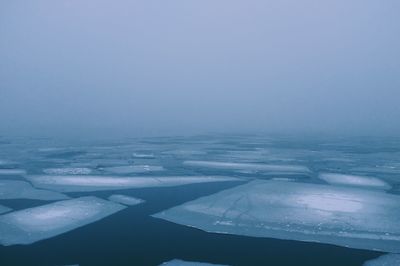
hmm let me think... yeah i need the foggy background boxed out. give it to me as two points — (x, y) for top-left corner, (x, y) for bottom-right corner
(1, 0), (399, 138)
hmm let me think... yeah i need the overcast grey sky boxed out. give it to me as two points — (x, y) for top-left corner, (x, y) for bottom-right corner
(1, 0), (399, 137)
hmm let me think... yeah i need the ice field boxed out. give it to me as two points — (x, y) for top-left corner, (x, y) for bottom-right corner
(0, 135), (399, 265)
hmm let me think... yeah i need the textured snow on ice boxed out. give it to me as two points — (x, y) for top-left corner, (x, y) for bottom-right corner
(108, 194), (144, 206)
(0, 169), (26, 176)
(43, 168), (92, 175)
(26, 175), (241, 192)
(0, 196), (126, 246)
(363, 254), (400, 266)
(160, 259), (228, 266)
(318, 173), (391, 190)
(102, 165), (164, 174)
(0, 180), (69, 200)
(154, 180), (400, 253)
(183, 161), (310, 174)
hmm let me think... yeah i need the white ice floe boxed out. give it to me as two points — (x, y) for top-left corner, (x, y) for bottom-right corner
(0, 180), (69, 200)
(0, 196), (126, 246)
(43, 168), (92, 175)
(318, 173), (391, 190)
(132, 153), (155, 159)
(0, 205), (12, 214)
(108, 194), (144, 206)
(183, 161), (310, 174)
(102, 165), (164, 174)
(0, 169), (26, 176)
(153, 180), (400, 253)
(160, 259), (228, 266)
(26, 175), (241, 192)
(363, 254), (400, 266)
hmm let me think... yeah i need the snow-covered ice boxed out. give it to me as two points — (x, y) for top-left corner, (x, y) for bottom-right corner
(102, 165), (164, 174)
(108, 194), (144, 206)
(0, 180), (69, 200)
(318, 173), (391, 190)
(154, 180), (400, 253)
(0, 196), (126, 246)
(183, 161), (310, 174)
(43, 168), (92, 175)
(160, 259), (228, 266)
(363, 254), (400, 266)
(26, 175), (241, 192)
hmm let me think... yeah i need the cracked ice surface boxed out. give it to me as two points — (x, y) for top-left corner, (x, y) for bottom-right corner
(183, 161), (310, 175)
(160, 259), (228, 266)
(108, 194), (144, 206)
(0, 180), (69, 200)
(318, 173), (391, 190)
(363, 254), (400, 266)
(154, 180), (400, 253)
(0, 196), (126, 246)
(26, 175), (241, 192)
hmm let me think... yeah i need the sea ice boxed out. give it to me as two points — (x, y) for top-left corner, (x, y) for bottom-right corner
(183, 161), (310, 175)
(154, 180), (400, 253)
(26, 175), (241, 192)
(160, 259), (228, 266)
(363, 254), (400, 266)
(0, 169), (26, 176)
(132, 153), (155, 159)
(0, 180), (69, 200)
(43, 168), (92, 175)
(102, 165), (164, 174)
(108, 194), (144, 206)
(318, 173), (391, 190)
(0, 205), (12, 214)
(0, 196), (126, 246)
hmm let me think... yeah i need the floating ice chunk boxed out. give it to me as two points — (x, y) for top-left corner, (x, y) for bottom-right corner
(43, 168), (92, 175)
(363, 254), (400, 266)
(319, 173), (391, 190)
(102, 165), (164, 174)
(0, 169), (26, 176)
(0, 180), (69, 200)
(154, 180), (400, 253)
(108, 194), (144, 206)
(26, 175), (241, 192)
(183, 161), (310, 174)
(132, 153), (155, 159)
(0, 205), (12, 214)
(0, 196), (125, 246)
(160, 259), (228, 266)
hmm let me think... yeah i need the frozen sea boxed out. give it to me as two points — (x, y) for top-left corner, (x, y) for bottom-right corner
(0, 134), (399, 266)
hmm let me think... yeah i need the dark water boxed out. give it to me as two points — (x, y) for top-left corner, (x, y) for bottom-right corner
(1, 134), (399, 266)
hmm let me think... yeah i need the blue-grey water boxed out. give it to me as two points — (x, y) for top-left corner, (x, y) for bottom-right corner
(1, 134), (399, 266)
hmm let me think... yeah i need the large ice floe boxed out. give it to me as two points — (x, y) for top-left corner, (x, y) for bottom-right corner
(26, 175), (241, 192)
(0, 169), (26, 176)
(160, 259), (228, 266)
(0, 205), (12, 214)
(153, 180), (400, 253)
(101, 165), (164, 174)
(43, 168), (92, 175)
(0, 180), (68, 200)
(0, 196), (126, 246)
(183, 161), (310, 175)
(108, 194), (144, 206)
(318, 173), (392, 190)
(363, 254), (400, 266)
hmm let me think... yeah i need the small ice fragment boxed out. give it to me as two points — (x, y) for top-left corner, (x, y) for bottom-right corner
(43, 168), (92, 175)
(102, 165), (164, 174)
(0, 169), (26, 176)
(183, 161), (310, 174)
(26, 175), (241, 192)
(108, 194), (144, 206)
(318, 173), (391, 190)
(363, 254), (400, 266)
(0, 196), (126, 246)
(160, 259), (228, 266)
(0, 205), (12, 214)
(153, 180), (400, 253)
(132, 153), (155, 159)
(0, 180), (69, 200)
